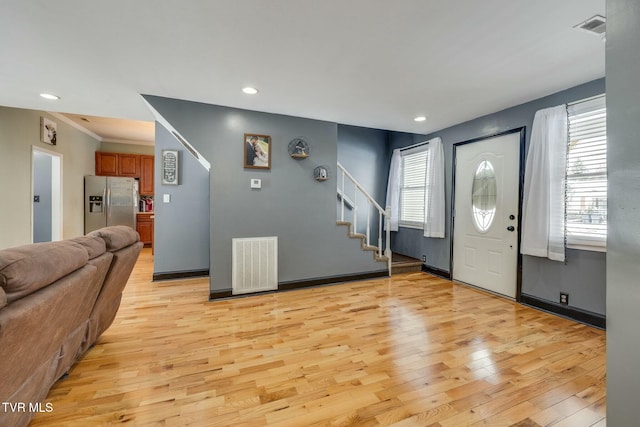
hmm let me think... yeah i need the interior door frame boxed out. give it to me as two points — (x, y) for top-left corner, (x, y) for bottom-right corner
(31, 145), (63, 243)
(450, 127), (526, 301)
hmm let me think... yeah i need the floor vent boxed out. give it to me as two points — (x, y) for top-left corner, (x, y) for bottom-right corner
(232, 237), (278, 295)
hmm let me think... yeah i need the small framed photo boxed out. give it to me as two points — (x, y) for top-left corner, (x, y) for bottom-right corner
(244, 134), (271, 169)
(40, 117), (57, 145)
(161, 149), (179, 185)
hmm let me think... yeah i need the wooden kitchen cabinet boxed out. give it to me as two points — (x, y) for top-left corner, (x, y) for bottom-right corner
(117, 153), (140, 177)
(137, 213), (154, 247)
(96, 151), (142, 177)
(95, 152), (119, 176)
(139, 155), (154, 195)
(95, 152), (154, 195)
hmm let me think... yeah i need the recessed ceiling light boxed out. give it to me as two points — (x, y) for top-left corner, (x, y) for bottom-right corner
(40, 93), (60, 100)
(242, 87), (258, 95)
(414, 116), (427, 122)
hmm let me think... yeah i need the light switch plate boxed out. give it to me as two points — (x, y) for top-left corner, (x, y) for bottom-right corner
(163, 194), (171, 203)
(250, 178), (262, 189)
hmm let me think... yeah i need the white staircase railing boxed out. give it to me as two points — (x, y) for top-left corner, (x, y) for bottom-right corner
(337, 162), (391, 274)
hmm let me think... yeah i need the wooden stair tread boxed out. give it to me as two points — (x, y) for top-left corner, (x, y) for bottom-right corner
(392, 253), (422, 264)
(391, 253), (423, 274)
(392, 260), (423, 267)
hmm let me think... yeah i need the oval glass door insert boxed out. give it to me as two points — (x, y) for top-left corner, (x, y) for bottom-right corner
(471, 160), (497, 232)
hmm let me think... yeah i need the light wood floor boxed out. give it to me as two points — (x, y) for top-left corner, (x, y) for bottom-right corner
(31, 249), (606, 426)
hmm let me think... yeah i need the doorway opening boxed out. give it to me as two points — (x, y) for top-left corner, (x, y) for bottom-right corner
(32, 146), (62, 243)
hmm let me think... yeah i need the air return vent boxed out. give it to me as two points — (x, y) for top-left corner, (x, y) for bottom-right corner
(574, 15), (606, 35)
(232, 237), (278, 295)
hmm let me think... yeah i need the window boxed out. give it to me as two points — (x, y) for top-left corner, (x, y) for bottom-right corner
(471, 160), (497, 232)
(400, 146), (429, 228)
(566, 95), (606, 249)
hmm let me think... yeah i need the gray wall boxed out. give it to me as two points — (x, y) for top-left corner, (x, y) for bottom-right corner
(0, 106), (100, 249)
(337, 125), (390, 245)
(606, 0), (640, 423)
(153, 123), (210, 275)
(389, 78), (606, 315)
(143, 96), (385, 292)
(33, 151), (52, 243)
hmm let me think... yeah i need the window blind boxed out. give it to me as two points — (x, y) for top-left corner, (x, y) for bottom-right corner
(566, 95), (607, 248)
(400, 147), (429, 227)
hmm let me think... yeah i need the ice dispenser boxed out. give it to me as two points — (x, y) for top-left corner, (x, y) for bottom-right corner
(89, 195), (103, 213)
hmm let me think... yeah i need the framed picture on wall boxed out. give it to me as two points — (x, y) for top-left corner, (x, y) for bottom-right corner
(161, 149), (179, 185)
(244, 133), (271, 169)
(40, 117), (57, 145)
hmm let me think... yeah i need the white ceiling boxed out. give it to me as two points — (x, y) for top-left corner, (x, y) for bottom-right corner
(0, 1), (605, 142)
(55, 112), (155, 145)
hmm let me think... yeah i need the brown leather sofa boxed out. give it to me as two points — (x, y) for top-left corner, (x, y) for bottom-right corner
(0, 226), (143, 427)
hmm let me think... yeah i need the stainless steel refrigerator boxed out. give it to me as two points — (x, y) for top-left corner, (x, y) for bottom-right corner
(84, 176), (137, 234)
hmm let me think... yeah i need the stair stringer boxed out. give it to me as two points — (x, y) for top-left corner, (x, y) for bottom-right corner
(336, 221), (389, 264)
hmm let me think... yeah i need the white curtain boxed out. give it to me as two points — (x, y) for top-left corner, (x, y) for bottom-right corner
(521, 105), (567, 261)
(385, 149), (402, 231)
(424, 137), (445, 238)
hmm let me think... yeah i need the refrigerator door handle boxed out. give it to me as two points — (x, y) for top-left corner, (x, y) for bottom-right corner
(133, 186), (138, 227)
(106, 187), (111, 221)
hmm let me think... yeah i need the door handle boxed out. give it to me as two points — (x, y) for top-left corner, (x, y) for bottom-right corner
(106, 188), (111, 221)
(103, 188), (108, 219)
(507, 226), (515, 232)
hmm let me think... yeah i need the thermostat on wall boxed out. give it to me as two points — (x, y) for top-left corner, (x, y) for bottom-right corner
(250, 178), (262, 189)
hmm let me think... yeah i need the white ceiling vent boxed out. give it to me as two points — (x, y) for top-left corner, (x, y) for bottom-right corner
(574, 15), (606, 35)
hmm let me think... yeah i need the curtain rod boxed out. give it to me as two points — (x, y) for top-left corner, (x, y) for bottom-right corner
(567, 93), (605, 107)
(399, 140), (430, 152)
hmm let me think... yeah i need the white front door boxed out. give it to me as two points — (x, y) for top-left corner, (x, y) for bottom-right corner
(452, 131), (521, 298)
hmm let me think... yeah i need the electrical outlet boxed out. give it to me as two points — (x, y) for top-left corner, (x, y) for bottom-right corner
(422, 255), (426, 262)
(560, 293), (569, 305)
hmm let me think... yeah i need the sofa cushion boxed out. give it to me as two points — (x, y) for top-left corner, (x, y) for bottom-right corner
(0, 241), (88, 303)
(0, 288), (6, 310)
(69, 235), (106, 260)
(88, 226), (139, 252)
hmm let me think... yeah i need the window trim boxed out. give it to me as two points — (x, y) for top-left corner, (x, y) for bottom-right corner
(565, 94), (607, 252)
(399, 145), (429, 229)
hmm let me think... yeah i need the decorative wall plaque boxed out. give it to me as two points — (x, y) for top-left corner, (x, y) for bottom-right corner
(162, 149), (179, 185)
